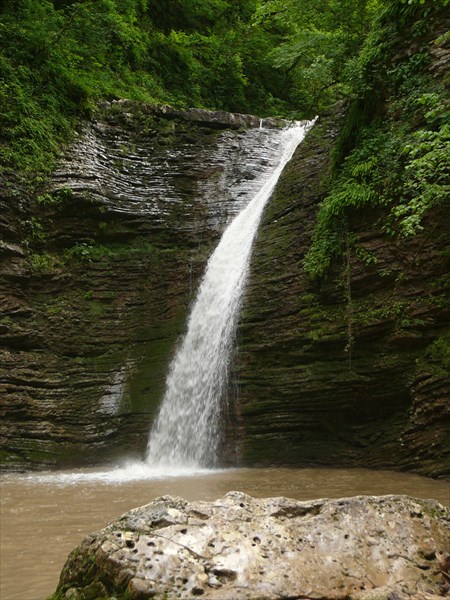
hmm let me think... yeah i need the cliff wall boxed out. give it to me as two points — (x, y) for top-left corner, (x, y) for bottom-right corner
(235, 113), (449, 478)
(234, 3), (450, 478)
(1, 102), (448, 476)
(0, 103), (286, 470)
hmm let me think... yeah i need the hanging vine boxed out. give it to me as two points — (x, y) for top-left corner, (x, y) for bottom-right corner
(343, 228), (354, 372)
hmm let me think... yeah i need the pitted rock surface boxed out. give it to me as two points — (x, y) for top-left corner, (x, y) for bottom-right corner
(55, 493), (450, 600)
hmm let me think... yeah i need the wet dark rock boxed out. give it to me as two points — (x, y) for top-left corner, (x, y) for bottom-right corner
(0, 103), (290, 470)
(115, 101), (289, 130)
(234, 107), (450, 477)
(230, 14), (450, 478)
(1, 94), (449, 476)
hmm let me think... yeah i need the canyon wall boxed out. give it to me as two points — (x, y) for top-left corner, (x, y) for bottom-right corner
(1, 102), (448, 476)
(235, 7), (450, 478)
(0, 103), (285, 470)
(236, 111), (449, 478)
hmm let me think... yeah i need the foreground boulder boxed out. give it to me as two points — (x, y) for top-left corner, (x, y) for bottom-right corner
(53, 492), (449, 600)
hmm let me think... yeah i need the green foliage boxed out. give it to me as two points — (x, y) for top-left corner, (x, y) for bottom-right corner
(0, 0), (392, 178)
(37, 187), (74, 208)
(64, 242), (101, 262)
(355, 245), (378, 265)
(428, 333), (450, 368)
(392, 93), (450, 235)
(401, 0), (449, 7)
(0, 0), (300, 177)
(421, 330), (450, 376)
(62, 239), (158, 264)
(304, 0), (450, 280)
(254, 0), (381, 114)
(352, 297), (418, 328)
(0, 0), (159, 176)
(147, 0), (257, 33)
(302, 215), (344, 280)
(304, 125), (401, 279)
(28, 252), (61, 273)
(29, 217), (47, 242)
(394, 125), (450, 235)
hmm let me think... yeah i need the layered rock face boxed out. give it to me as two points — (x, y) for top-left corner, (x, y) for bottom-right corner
(1, 100), (449, 476)
(0, 102), (288, 470)
(52, 492), (450, 600)
(236, 113), (450, 477)
(232, 6), (450, 477)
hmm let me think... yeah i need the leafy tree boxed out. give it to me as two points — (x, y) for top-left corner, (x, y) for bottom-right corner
(146, 0), (235, 33)
(253, 0), (381, 114)
(9, 0), (443, 183)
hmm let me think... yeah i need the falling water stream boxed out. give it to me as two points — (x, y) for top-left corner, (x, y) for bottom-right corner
(146, 123), (312, 467)
(1, 121), (449, 600)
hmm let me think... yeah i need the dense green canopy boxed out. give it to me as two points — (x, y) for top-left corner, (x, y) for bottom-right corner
(0, 0), (448, 196)
(0, 0), (379, 174)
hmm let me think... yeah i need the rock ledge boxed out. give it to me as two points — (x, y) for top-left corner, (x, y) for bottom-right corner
(106, 99), (290, 129)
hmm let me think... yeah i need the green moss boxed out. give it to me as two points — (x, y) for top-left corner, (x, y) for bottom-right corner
(62, 239), (161, 264)
(0, 316), (14, 325)
(44, 301), (66, 315)
(423, 330), (450, 376)
(0, 449), (23, 465)
(352, 297), (433, 333)
(28, 252), (61, 273)
(88, 301), (106, 317)
(127, 301), (188, 416)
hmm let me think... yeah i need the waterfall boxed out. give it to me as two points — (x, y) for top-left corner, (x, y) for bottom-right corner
(146, 122), (312, 469)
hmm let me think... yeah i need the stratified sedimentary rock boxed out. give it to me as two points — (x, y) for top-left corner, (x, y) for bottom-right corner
(232, 4), (450, 477)
(1, 96), (449, 475)
(53, 492), (450, 600)
(0, 103), (288, 470)
(235, 107), (450, 477)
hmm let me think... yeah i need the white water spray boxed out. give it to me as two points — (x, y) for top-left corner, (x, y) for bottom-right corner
(146, 122), (312, 468)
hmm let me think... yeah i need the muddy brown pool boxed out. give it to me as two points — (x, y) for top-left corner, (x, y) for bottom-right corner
(1, 466), (449, 600)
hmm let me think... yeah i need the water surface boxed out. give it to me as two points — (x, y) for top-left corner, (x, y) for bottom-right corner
(1, 466), (448, 600)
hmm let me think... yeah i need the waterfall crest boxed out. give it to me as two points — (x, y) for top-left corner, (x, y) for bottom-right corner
(146, 122), (312, 468)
